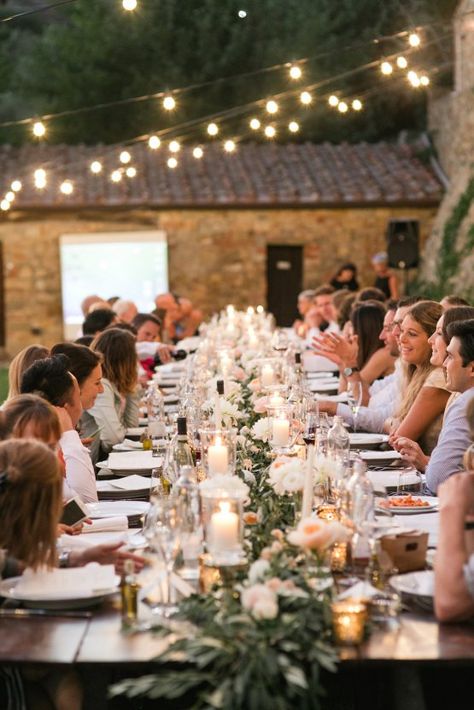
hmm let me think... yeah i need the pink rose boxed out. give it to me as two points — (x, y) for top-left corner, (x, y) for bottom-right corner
(287, 517), (349, 552)
(241, 584), (278, 620)
(253, 396), (268, 414)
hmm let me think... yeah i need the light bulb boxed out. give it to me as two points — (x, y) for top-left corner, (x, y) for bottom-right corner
(238, 9), (247, 18)
(125, 166), (137, 177)
(264, 125), (276, 138)
(122, 0), (137, 9)
(207, 122), (219, 136)
(60, 180), (73, 195)
(411, 76), (421, 87)
(163, 95), (176, 111)
(351, 99), (363, 111)
(193, 146), (204, 159)
(300, 91), (312, 105)
(34, 168), (47, 189)
(288, 121), (299, 133)
(328, 95), (339, 107)
(111, 170), (122, 182)
(0, 200), (10, 211)
(420, 75), (430, 86)
(224, 139), (236, 152)
(407, 70), (418, 82)
(169, 140), (180, 153)
(119, 150), (131, 164)
(289, 65), (302, 80)
(249, 118), (261, 130)
(90, 161), (102, 174)
(148, 135), (161, 149)
(408, 32), (421, 47)
(266, 100), (278, 114)
(32, 121), (46, 137)
(381, 61), (393, 75)
(167, 157), (178, 169)
(5, 191), (15, 202)
(397, 56), (408, 69)
(11, 180), (22, 192)
(338, 101), (348, 113)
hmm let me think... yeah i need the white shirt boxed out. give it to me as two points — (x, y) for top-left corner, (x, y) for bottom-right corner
(306, 321), (340, 349)
(60, 429), (98, 503)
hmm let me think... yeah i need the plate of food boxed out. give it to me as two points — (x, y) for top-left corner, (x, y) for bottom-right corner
(376, 495), (438, 514)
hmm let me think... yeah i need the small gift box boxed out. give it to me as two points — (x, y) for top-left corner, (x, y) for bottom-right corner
(380, 530), (428, 573)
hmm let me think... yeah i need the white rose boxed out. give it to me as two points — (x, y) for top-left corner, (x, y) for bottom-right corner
(241, 584), (278, 620)
(248, 558), (270, 584)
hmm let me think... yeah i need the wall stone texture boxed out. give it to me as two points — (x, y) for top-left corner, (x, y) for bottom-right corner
(0, 205), (437, 356)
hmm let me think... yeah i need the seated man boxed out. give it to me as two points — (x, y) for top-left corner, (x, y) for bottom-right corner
(304, 285), (339, 347)
(20, 354), (98, 503)
(131, 312), (174, 375)
(82, 308), (118, 337)
(112, 298), (138, 324)
(293, 289), (315, 337)
(173, 297), (203, 340)
(153, 292), (182, 343)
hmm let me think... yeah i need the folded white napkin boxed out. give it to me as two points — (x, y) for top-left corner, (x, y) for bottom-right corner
(107, 451), (157, 470)
(100, 475), (150, 491)
(337, 580), (381, 600)
(16, 563), (116, 597)
(83, 516), (129, 533)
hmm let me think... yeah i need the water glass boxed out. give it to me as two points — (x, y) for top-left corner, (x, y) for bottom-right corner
(347, 381), (363, 432)
(144, 499), (182, 618)
(397, 467), (423, 496)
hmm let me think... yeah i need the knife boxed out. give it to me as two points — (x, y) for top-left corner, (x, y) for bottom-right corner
(0, 608), (93, 619)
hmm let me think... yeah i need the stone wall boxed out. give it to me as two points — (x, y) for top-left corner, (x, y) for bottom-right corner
(0, 205), (437, 356)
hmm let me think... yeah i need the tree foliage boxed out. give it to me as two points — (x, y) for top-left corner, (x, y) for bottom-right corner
(0, 0), (459, 145)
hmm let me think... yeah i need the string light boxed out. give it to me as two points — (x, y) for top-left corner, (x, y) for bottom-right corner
(264, 125), (276, 138)
(289, 65), (302, 80)
(0, 200), (10, 211)
(122, 0), (138, 10)
(328, 95), (339, 107)
(111, 170), (122, 182)
(408, 32), (421, 47)
(396, 56), (408, 69)
(207, 122), (219, 136)
(5, 191), (15, 202)
(238, 9), (247, 18)
(380, 61), (393, 75)
(34, 168), (47, 189)
(407, 70), (421, 87)
(90, 160), (102, 174)
(32, 121), (46, 137)
(148, 135), (161, 149)
(11, 180), (22, 191)
(351, 99), (363, 111)
(192, 146), (204, 159)
(163, 95), (176, 111)
(125, 166), (137, 177)
(288, 121), (299, 133)
(168, 140), (180, 153)
(167, 157), (178, 169)
(299, 91), (312, 105)
(60, 180), (73, 195)
(266, 100), (278, 114)
(420, 75), (430, 86)
(338, 101), (348, 113)
(224, 139), (236, 152)
(249, 118), (260, 130)
(119, 150), (131, 164)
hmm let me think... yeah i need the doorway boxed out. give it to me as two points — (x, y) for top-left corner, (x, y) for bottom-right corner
(266, 245), (303, 326)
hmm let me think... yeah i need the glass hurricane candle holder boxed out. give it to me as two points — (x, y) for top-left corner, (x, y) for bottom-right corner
(267, 404), (297, 455)
(199, 428), (236, 478)
(258, 357), (282, 388)
(330, 541), (349, 573)
(331, 599), (368, 646)
(201, 494), (245, 566)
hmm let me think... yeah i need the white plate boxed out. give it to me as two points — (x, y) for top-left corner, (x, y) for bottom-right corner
(306, 372), (337, 379)
(390, 570), (434, 600)
(349, 433), (388, 446)
(0, 576), (119, 610)
(314, 392), (349, 403)
(107, 451), (158, 471)
(125, 427), (147, 437)
(359, 450), (402, 461)
(377, 496), (438, 514)
(308, 382), (340, 392)
(112, 440), (143, 451)
(86, 501), (150, 518)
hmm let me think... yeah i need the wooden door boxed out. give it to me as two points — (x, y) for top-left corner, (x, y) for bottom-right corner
(266, 245), (303, 326)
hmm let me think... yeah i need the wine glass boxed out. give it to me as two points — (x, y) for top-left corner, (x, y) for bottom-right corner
(145, 499), (182, 618)
(271, 329), (289, 353)
(303, 411), (318, 446)
(346, 381), (363, 433)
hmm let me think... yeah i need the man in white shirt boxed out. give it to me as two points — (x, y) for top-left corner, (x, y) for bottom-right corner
(305, 285), (340, 348)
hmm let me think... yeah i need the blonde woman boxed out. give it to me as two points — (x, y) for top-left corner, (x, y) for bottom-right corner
(386, 300), (450, 454)
(6, 344), (49, 400)
(81, 327), (140, 462)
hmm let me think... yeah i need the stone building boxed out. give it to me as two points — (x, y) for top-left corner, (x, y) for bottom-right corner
(0, 141), (442, 356)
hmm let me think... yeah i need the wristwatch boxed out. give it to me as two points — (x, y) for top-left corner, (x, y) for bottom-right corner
(343, 366), (359, 377)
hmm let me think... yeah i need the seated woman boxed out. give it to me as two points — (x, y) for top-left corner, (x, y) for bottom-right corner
(312, 300), (395, 405)
(81, 328), (141, 463)
(386, 300), (450, 454)
(6, 343), (49, 400)
(435, 402), (474, 622)
(329, 262), (359, 292)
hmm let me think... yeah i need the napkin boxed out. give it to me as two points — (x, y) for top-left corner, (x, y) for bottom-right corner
(102, 475), (150, 491)
(16, 563), (116, 596)
(337, 580), (381, 601)
(82, 516), (129, 533)
(107, 451), (157, 470)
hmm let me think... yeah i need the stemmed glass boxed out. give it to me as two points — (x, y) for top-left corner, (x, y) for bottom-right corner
(303, 411), (318, 446)
(271, 329), (289, 353)
(346, 380), (363, 433)
(144, 499), (182, 618)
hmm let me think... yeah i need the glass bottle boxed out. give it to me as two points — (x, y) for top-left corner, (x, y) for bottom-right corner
(166, 417), (195, 482)
(140, 427), (152, 451)
(172, 465), (202, 580)
(345, 460), (374, 575)
(327, 415), (350, 461)
(120, 559), (140, 629)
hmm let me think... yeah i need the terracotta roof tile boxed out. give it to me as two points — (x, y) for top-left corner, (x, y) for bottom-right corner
(0, 141), (443, 208)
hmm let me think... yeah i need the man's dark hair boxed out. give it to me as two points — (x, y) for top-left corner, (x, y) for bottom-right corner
(397, 295), (425, 308)
(51, 343), (102, 387)
(446, 319), (474, 367)
(131, 313), (162, 331)
(110, 322), (137, 335)
(314, 285), (335, 298)
(442, 307), (474, 345)
(357, 287), (386, 303)
(443, 294), (470, 307)
(75, 335), (94, 347)
(386, 299), (398, 312)
(20, 354), (75, 407)
(83, 308), (116, 335)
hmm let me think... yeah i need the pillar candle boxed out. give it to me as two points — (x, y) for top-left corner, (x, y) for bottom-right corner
(272, 418), (290, 446)
(261, 364), (275, 386)
(301, 444), (315, 518)
(208, 436), (229, 474)
(210, 501), (239, 550)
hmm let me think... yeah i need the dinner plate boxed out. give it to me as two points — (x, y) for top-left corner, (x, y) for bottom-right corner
(306, 372), (337, 379)
(377, 496), (438, 514)
(125, 427), (147, 437)
(349, 433), (388, 447)
(359, 450), (402, 466)
(389, 570), (434, 612)
(308, 381), (340, 393)
(0, 576), (120, 610)
(112, 440), (143, 451)
(85, 501), (150, 518)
